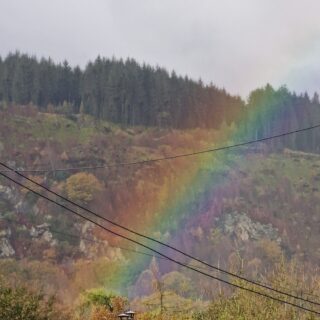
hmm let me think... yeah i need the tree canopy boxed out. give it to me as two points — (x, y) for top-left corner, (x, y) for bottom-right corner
(0, 52), (242, 128)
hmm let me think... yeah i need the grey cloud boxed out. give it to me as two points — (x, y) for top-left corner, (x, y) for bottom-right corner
(0, 0), (319, 97)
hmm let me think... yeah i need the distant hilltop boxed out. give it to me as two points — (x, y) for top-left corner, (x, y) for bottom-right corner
(1, 52), (320, 158)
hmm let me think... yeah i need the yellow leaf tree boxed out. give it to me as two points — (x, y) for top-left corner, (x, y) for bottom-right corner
(65, 172), (102, 203)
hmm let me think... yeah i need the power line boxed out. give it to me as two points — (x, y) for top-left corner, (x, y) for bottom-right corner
(0, 172), (319, 315)
(1, 161), (319, 307)
(1, 123), (320, 173)
(1, 217), (168, 261)
(3, 216), (319, 301)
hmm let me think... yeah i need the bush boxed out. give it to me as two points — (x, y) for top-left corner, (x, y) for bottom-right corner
(65, 172), (102, 203)
(0, 279), (67, 320)
(76, 288), (127, 320)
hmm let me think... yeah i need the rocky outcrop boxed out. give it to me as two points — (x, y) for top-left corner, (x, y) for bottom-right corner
(30, 223), (56, 246)
(216, 212), (281, 244)
(0, 228), (15, 257)
(0, 183), (32, 214)
(0, 185), (15, 203)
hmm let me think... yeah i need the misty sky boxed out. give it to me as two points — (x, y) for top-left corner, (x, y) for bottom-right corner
(0, 0), (320, 98)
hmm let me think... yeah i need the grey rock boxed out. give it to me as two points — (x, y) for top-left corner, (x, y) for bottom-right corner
(0, 238), (15, 257)
(217, 212), (280, 243)
(0, 228), (11, 237)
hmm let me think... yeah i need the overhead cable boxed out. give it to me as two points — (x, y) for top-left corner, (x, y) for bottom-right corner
(1, 123), (320, 173)
(0, 170), (319, 315)
(1, 160), (319, 307)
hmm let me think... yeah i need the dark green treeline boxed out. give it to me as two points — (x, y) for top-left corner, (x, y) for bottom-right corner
(0, 52), (242, 128)
(0, 52), (320, 153)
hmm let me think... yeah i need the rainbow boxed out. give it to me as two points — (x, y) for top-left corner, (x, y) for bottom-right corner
(104, 85), (313, 294)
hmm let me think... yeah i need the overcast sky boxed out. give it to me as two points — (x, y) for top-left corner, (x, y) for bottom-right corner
(0, 0), (319, 98)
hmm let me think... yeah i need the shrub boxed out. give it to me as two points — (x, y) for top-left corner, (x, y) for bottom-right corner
(65, 172), (102, 203)
(0, 279), (67, 320)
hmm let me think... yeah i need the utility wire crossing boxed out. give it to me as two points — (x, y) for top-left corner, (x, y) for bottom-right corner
(3, 216), (319, 301)
(1, 159), (319, 308)
(1, 122), (320, 173)
(0, 169), (319, 315)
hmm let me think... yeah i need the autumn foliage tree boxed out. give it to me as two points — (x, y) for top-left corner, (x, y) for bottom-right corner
(65, 172), (102, 203)
(0, 278), (68, 320)
(192, 260), (319, 320)
(76, 288), (127, 320)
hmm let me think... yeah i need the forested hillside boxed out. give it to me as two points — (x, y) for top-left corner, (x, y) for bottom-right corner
(1, 53), (320, 319)
(0, 52), (242, 128)
(0, 108), (320, 319)
(1, 53), (320, 152)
